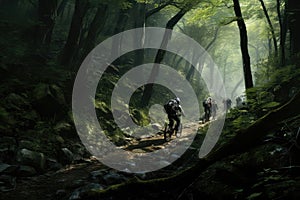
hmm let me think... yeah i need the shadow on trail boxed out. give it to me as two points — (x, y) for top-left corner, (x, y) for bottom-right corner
(124, 136), (166, 152)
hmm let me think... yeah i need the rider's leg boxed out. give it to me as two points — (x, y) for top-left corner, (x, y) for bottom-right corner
(174, 115), (180, 133)
(168, 115), (174, 130)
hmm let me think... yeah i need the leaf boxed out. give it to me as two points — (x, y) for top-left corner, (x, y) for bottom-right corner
(262, 102), (280, 109)
(246, 192), (263, 199)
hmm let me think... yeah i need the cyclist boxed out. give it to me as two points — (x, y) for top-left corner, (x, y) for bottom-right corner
(164, 97), (185, 136)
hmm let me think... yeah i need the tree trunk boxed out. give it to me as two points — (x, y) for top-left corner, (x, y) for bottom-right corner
(133, 2), (146, 67)
(36, 0), (57, 47)
(287, 0), (300, 59)
(108, 8), (130, 67)
(232, 0), (253, 89)
(259, 0), (278, 56)
(57, 0), (68, 17)
(80, 4), (108, 63)
(60, 0), (89, 68)
(141, 9), (188, 106)
(277, 0), (286, 67)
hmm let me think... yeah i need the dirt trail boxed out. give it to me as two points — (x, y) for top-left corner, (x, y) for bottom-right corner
(122, 121), (202, 152)
(1, 121), (204, 200)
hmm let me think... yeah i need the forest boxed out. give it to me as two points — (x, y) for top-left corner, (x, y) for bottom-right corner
(0, 0), (300, 199)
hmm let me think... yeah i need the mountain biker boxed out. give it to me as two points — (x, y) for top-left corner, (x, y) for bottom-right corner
(203, 97), (212, 122)
(164, 97), (185, 136)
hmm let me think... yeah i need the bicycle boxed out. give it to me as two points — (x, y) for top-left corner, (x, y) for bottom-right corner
(163, 119), (183, 141)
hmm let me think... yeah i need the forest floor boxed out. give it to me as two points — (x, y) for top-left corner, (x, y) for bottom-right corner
(1, 121), (205, 200)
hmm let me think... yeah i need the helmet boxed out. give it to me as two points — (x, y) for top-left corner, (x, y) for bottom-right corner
(175, 97), (180, 103)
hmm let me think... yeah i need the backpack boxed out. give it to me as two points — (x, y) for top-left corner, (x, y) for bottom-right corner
(164, 99), (178, 114)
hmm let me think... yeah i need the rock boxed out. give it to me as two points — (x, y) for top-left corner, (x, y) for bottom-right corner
(54, 122), (75, 138)
(58, 148), (74, 165)
(151, 123), (162, 131)
(71, 143), (88, 162)
(46, 158), (63, 171)
(32, 83), (66, 119)
(102, 171), (128, 185)
(0, 137), (17, 163)
(0, 175), (16, 192)
(18, 165), (37, 177)
(0, 164), (18, 174)
(69, 183), (103, 200)
(71, 179), (86, 189)
(16, 148), (46, 172)
(90, 169), (107, 180)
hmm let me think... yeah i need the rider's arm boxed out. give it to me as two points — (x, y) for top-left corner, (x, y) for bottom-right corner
(179, 105), (185, 117)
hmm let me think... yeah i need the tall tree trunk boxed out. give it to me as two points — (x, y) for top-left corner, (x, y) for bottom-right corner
(259, 0), (278, 56)
(185, 27), (219, 82)
(60, 0), (89, 68)
(287, 0), (300, 59)
(36, 0), (57, 47)
(277, 0), (286, 66)
(141, 9), (188, 106)
(109, 8), (130, 67)
(133, 2), (146, 67)
(57, 0), (68, 17)
(80, 4), (108, 63)
(232, 0), (253, 89)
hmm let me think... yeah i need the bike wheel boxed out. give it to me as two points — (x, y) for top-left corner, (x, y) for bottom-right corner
(176, 123), (182, 138)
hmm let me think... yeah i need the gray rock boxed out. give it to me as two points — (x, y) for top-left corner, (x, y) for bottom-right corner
(0, 137), (17, 163)
(58, 148), (74, 165)
(151, 123), (162, 131)
(69, 183), (103, 200)
(17, 148), (46, 171)
(0, 175), (16, 192)
(102, 172), (128, 185)
(90, 169), (107, 180)
(32, 83), (66, 118)
(0, 164), (18, 174)
(46, 158), (63, 171)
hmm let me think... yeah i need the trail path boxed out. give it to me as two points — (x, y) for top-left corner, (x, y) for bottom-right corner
(2, 121), (206, 200)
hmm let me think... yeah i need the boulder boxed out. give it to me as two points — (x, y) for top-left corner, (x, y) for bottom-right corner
(16, 148), (46, 172)
(102, 171), (128, 185)
(32, 83), (66, 119)
(0, 137), (17, 163)
(69, 183), (103, 200)
(0, 164), (18, 174)
(0, 175), (16, 192)
(58, 148), (74, 165)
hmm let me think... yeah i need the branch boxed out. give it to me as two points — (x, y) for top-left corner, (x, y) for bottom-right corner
(145, 0), (173, 19)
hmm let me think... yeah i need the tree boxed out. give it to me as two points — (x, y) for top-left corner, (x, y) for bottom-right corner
(277, 0), (286, 66)
(259, 0), (278, 57)
(141, 8), (189, 106)
(232, 0), (253, 89)
(35, 0), (58, 47)
(79, 3), (108, 63)
(286, 0), (300, 59)
(60, 0), (89, 68)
